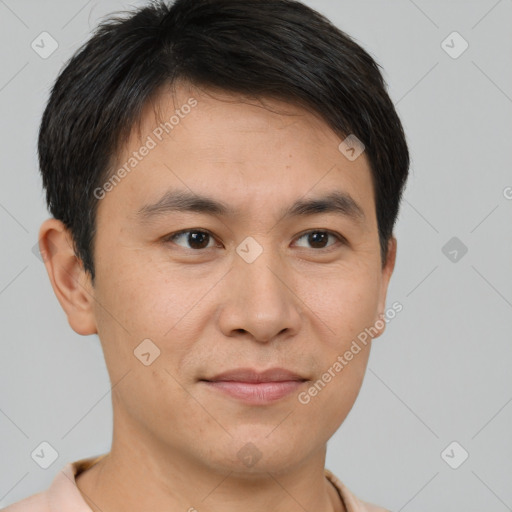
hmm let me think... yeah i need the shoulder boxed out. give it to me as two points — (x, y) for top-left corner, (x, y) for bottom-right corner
(360, 501), (391, 512)
(325, 468), (391, 512)
(2, 454), (106, 512)
(2, 491), (50, 512)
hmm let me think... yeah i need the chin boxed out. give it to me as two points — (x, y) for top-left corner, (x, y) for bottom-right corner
(201, 430), (316, 477)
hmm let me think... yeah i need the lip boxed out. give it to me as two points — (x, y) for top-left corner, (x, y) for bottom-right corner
(200, 367), (308, 404)
(203, 367), (306, 383)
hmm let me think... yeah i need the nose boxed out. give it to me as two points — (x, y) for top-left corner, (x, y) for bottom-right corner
(217, 245), (303, 343)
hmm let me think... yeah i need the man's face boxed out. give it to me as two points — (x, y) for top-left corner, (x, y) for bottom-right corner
(86, 84), (395, 474)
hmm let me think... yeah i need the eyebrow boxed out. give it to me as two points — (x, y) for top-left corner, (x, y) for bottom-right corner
(136, 188), (366, 225)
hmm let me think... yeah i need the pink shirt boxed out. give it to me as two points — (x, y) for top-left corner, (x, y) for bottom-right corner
(3, 454), (389, 512)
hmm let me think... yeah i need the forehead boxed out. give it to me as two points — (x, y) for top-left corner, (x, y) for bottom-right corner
(100, 83), (376, 228)
(137, 84), (340, 157)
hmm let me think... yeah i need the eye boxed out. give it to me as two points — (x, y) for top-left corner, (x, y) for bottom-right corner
(165, 229), (219, 250)
(293, 230), (345, 250)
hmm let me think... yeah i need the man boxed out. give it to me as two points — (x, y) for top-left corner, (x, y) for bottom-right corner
(5, 0), (409, 510)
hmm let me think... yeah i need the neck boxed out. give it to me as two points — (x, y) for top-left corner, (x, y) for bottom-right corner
(76, 433), (345, 512)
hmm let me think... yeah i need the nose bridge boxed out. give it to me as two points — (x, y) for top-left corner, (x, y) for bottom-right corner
(218, 236), (302, 342)
(239, 243), (285, 301)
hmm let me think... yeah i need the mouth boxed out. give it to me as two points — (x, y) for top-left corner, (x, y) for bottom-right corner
(199, 367), (308, 404)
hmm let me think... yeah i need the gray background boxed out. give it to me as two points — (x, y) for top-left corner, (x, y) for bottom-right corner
(1, 0), (511, 510)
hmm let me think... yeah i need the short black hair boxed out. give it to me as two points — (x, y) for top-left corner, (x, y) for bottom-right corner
(38, 0), (409, 282)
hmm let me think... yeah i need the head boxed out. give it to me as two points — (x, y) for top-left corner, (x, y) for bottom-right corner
(38, 0), (409, 475)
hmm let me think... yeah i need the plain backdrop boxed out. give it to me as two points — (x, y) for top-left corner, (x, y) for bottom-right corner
(1, 0), (511, 510)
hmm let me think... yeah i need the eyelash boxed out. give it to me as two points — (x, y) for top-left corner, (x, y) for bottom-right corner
(163, 229), (346, 251)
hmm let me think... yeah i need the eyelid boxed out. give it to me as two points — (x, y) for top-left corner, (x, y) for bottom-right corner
(163, 228), (347, 251)
(292, 229), (347, 248)
(163, 228), (222, 249)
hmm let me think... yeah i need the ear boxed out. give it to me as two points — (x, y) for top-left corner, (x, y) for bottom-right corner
(372, 236), (397, 339)
(38, 218), (97, 336)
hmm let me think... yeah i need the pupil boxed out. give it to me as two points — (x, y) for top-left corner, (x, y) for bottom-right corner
(309, 232), (327, 248)
(189, 231), (209, 249)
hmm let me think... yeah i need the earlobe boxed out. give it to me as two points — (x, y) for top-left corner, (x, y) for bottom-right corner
(38, 218), (98, 336)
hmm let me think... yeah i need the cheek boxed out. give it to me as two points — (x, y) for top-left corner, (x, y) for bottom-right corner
(92, 251), (216, 378)
(300, 352), (370, 441)
(292, 261), (380, 420)
(95, 244), (194, 331)
(92, 261), (211, 431)
(297, 260), (382, 343)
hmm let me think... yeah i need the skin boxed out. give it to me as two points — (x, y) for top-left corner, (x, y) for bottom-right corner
(39, 82), (396, 512)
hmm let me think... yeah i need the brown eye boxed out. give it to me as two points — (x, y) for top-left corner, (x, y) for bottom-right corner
(167, 230), (216, 250)
(294, 230), (343, 249)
